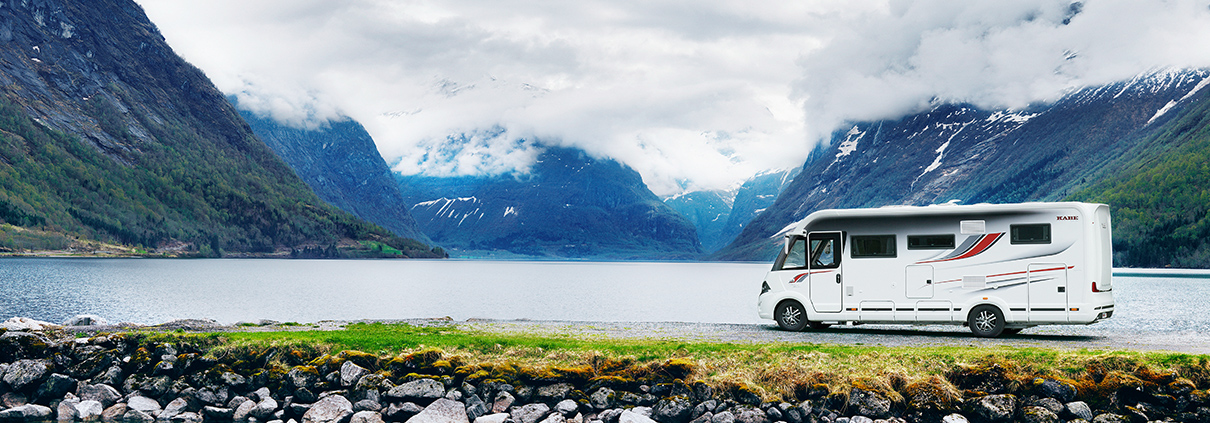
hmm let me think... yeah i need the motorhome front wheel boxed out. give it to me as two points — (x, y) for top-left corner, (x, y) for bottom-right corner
(775, 300), (807, 331)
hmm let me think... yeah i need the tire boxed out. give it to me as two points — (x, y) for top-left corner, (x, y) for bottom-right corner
(968, 305), (1005, 338)
(775, 300), (808, 331)
(808, 321), (831, 330)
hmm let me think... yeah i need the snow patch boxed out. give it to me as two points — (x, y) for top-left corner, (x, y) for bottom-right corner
(986, 111), (1038, 124)
(503, 206), (518, 217)
(1147, 100), (1178, 125)
(834, 126), (864, 160)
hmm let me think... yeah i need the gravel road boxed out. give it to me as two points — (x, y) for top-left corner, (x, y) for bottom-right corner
(309, 317), (1210, 355)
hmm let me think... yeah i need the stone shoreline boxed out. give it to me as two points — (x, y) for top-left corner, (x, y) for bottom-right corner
(0, 318), (1208, 423)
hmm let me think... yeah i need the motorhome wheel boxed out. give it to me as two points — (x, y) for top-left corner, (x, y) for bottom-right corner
(968, 305), (1005, 337)
(775, 300), (808, 331)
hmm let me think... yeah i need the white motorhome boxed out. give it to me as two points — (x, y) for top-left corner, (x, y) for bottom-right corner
(757, 202), (1115, 337)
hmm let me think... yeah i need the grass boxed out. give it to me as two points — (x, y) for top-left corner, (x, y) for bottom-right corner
(136, 322), (1210, 403)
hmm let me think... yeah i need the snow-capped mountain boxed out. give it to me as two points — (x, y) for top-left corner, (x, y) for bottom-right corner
(714, 68), (1210, 265)
(664, 168), (800, 253)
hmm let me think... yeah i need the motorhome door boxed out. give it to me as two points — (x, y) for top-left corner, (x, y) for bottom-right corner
(808, 232), (843, 313)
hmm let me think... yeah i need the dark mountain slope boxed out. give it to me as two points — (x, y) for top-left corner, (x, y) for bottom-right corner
(233, 103), (432, 245)
(714, 69), (1210, 264)
(398, 146), (701, 259)
(0, 0), (436, 257)
(663, 168), (800, 254)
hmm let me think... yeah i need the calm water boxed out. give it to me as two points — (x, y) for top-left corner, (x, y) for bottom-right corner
(0, 258), (1206, 331)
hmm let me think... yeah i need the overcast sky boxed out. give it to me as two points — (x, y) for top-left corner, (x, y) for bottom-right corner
(137, 0), (1210, 196)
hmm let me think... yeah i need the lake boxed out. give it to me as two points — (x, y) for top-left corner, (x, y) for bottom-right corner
(0, 258), (1206, 332)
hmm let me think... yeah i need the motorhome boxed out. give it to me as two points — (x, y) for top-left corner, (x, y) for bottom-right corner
(757, 202), (1115, 337)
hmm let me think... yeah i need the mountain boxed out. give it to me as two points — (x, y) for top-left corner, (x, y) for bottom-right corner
(0, 0), (437, 258)
(714, 68), (1210, 267)
(398, 146), (701, 259)
(232, 101), (432, 245)
(663, 168), (800, 254)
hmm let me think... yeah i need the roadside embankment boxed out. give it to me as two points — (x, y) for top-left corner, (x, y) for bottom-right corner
(0, 317), (1207, 423)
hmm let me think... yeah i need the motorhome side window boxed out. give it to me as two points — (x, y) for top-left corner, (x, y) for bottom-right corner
(907, 234), (955, 249)
(852, 235), (896, 258)
(1011, 224), (1051, 244)
(780, 238), (807, 270)
(808, 233), (841, 269)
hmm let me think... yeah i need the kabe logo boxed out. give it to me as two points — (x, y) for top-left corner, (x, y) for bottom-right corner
(1057, 215), (1079, 221)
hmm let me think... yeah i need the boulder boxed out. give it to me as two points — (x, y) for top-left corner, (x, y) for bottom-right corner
(1064, 402), (1094, 421)
(589, 388), (615, 410)
(967, 395), (1015, 423)
(491, 392), (515, 414)
(58, 398), (82, 422)
(652, 397), (694, 423)
(465, 394), (487, 421)
(539, 414), (566, 423)
(102, 404), (130, 422)
(688, 412), (712, 423)
(354, 399), (383, 412)
(289, 367), (322, 391)
(709, 412), (734, 423)
(618, 410), (657, 423)
(388, 379), (446, 402)
(253, 397), (281, 420)
(405, 398), (469, 423)
(127, 396), (163, 416)
(1, 317), (60, 331)
(847, 388), (892, 420)
(203, 406), (236, 421)
(1029, 398), (1063, 416)
(537, 384), (575, 403)
(72, 402), (102, 421)
(474, 413), (510, 423)
(171, 412), (203, 423)
(303, 395), (354, 423)
(38, 373), (79, 401)
(731, 408), (765, 423)
(0, 403), (53, 420)
(383, 402), (423, 422)
(3, 359), (49, 390)
(940, 414), (969, 423)
(1035, 379), (1076, 403)
(78, 383), (123, 408)
(341, 362), (371, 388)
(1, 391), (27, 408)
(64, 315), (110, 326)
(161, 397), (191, 421)
(848, 417), (873, 423)
(512, 403), (552, 423)
(233, 399), (257, 421)
(351, 411), (386, 423)
(124, 409), (156, 423)
(554, 400), (578, 418)
(1090, 414), (1130, 423)
(1021, 406), (1058, 423)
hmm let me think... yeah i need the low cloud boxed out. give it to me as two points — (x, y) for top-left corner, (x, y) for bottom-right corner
(138, 0), (1210, 196)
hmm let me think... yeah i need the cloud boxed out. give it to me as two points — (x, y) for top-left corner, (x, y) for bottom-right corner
(137, 0), (1210, 196)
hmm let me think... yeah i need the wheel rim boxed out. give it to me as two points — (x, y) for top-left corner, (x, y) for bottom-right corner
(781, 305), (803, 326)
(974, 310), (997, 332)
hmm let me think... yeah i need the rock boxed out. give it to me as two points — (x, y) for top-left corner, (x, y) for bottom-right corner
(652, 397), (694, 423)
(59, 398), (82, 422)
(64, 315), (110, 326)
(940, 414), (968, 423)
(351, 411), (386, 423)
(124, 409), (156, 423)
(540, 414), (566, 423)
(303, 395), (354, 423)
(102, 404), (130, 422)
(1090, 414), (1129, 423)
(967, 395), (1015, 423)
(631, 408), (652, 418)
(589, 388), (615, 410)
(79, 383), (123, 408)
(127, 396), (163, 416)
(203, 406), (236, 421)
(619, 410), (657, 423)
(171, 412), (203, 423)
(253, 397), (282, 420)
(474, 413), (510, 423)
(1, 317), (61, 331)
(1021, 406), (1058, 423)
(162, 397), (190, 420)
(688, 412), (712, 423)
(388, 379), (446, 402)
(1029, 398), (1063, 416)
(384, 402), (423, 422)
(80, 402), (109, 421)
(1035, 379), (1076, 403)
(762, 407), (780, 422)
(290, 367), (322, 391)
(38, 373), (79, 401)
(847, 388), (891, 420)
(1, 391), (27, 408)
(222, 372), (249, 389)
(491, 392), (515, 414)
(512, 403), (553, 423)
(538, 384), (575, 402)
(233, 399), (257, 421)
(4, 359), (50, 390)
(341, 362), (371, 388)
(709, 412), (734, 423)
(1064, 402), (1094, 421)
(296, 389), (320, 404)
(465, 394), (488, 421)
(0, 404), (53, 420)
(355, 400), (383, 412)
(405, 398), (469, 423)
(848, 417), (873, 423)
(554, 400), (578, 418)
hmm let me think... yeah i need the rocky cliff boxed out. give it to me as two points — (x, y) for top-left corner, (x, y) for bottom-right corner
(0, 0), (435, 257)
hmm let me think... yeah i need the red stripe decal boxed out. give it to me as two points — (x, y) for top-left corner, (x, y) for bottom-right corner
(919, 233), (1003, 264)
